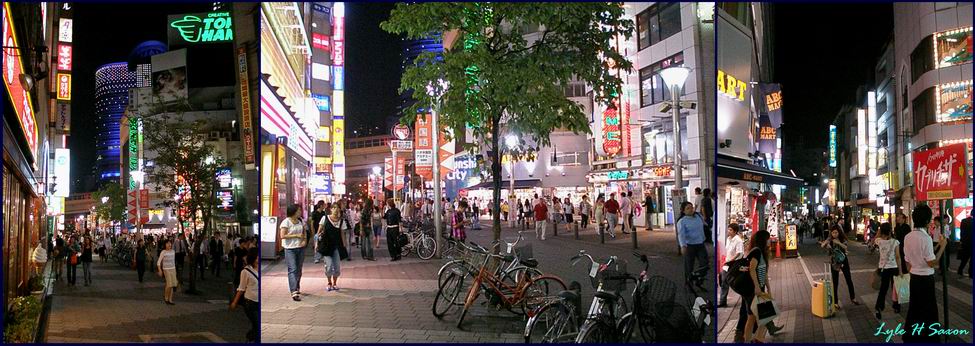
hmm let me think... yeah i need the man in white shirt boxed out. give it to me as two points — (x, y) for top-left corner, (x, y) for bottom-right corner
(718, 224), (744, 307)
(902, 204), (946, 343)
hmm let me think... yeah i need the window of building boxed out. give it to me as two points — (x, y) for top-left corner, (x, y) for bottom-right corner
(564, 83), (586, 98)
(910, 35), (935, 83)
(636, 2), (682, 51)
(876, 93), (888, 116)
(718, 2), (752, 28)
(639, 53), (685, 108)
(911, 87), (936, 135)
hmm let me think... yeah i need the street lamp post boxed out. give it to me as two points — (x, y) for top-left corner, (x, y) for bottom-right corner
(660, 67), (690, 255)
(132, 171), (145, 236)
(428, 79), (448, 257)
(505, 134), (518, 228)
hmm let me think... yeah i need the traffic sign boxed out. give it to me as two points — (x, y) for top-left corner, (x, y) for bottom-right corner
(392, 124), (411, 140)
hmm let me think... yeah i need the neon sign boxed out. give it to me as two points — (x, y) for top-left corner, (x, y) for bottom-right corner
(828, 125), (837, 167)
(3, 3), (38, 158)
(717, 69), (747, 101)
(169, 11), (233, 43)
(56, 73), (71, 100)
(608, 170), (629, 180)
(601, 105), (622, 157)
(57, 44), (72, 71)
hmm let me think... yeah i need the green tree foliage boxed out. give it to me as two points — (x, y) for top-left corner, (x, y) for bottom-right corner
(383, 2), (633, 242)
(91, 182), (126, 229)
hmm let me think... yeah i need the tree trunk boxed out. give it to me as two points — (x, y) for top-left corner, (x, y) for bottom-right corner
(187, 215), (198, 294)
(491, 118), (502, 248)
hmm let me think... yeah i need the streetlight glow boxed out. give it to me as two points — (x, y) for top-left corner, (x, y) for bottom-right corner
(101, 196), (109, 204)
(505, 134), (518, 149)
(372, 166), (381, 175)
(660, 66), (690, 89)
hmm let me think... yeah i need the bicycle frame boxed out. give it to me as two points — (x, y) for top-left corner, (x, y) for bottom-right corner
(463, 254), (536, 310)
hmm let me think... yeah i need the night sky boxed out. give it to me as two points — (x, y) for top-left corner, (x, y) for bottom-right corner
(70, 3), (220, 192)
(345, 2), (401, 137)
(774, 3), (893, 177)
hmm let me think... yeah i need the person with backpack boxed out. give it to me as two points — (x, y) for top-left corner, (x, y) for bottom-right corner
(230, 248), (260, 343)
(820, 224), (861, 308)
(874, 222), (903, 319)
(384, 199), (403, 261)
(318, 204), (349, 291)
(719, 224), (744, 307)
(741, 230), (772, 343)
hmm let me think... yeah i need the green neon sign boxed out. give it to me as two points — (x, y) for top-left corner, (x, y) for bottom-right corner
(170, 11), (234, 43)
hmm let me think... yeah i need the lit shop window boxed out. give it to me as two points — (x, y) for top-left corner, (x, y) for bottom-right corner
(936, 80), (973, 123)
(934, 27), (973, 69)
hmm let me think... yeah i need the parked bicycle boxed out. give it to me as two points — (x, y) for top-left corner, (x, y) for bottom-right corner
(399, 220), (438, 260)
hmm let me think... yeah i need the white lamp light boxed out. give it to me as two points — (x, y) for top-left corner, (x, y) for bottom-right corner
(660, 67), (690, 89)
(372, 166), (381, 175)
(505, 134), (518, 149)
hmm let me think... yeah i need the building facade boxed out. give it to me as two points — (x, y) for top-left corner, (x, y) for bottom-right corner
(94, 62), (137, 182)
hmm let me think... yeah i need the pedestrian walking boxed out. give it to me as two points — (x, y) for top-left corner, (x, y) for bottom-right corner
(372, 206), (383, 250)
(957, 215), (972, 277)
(644, 192), (655, 231)
(358, 198), (375, 261)
(701, 188), (715, 243)
(719, 223), (744, 307)
(604, 193), (620, 238)
(157, 239), (177, 305)
(533, 198), (549, 241)
(81, 237), (94, 286)
(231, 248), (260, 343)
(54, 235), (65, 281)
(902, 204), (947, 343)
(384, 199), (404, 261)
(174, 233), (187, 282)
(676, 201), (709, 284)
(232, 237), (249, 291)
(135, 239), (148, 283)
(318, 204), (349, 291)
(472, 199), (481, 230)
(894, 213), (911, 269)
(579, 195), (592, 229)
(279, 204), (307, 301)
(551, 197), (562, 230)
(874, 222), (903, 319)
(820, 224), (862, 307)
(594, 194), (605, 235)
(740, 230), (771, 343)
(562, 197), (574, 232)
(620, 192), (632, 235)
(310, 202), (326, 264)
(210, 235), (222, 278)
(66, 236), (81, 286)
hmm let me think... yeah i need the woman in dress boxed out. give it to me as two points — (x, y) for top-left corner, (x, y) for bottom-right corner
(594, 194), (606, 236)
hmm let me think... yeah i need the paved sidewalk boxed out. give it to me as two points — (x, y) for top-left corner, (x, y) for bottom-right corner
(261, 220), (715, 343)
(716, 233), (973, 343)
(42, 255), (250, 343)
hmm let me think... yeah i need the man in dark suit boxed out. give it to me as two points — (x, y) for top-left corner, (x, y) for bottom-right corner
(957, 215), (973, 277)
(210, 235), (222, 278)
(894, 213), (912, 270)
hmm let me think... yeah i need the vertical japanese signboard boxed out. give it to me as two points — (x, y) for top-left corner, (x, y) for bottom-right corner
(237, 46), (256, 170)
(828, 125), (837, 167)
(414, 114), (434, 180)
(913, 143), (969, 201)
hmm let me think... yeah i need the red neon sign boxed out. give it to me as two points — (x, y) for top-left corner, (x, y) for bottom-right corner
(913, 143), (969, 201)
(2, 3), (38, 157)
(602, 105), (622, 156)
(57, 43), (72, 71)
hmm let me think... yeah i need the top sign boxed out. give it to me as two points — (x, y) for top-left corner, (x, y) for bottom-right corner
(913, 143), (969, 201)
(392, 124), (411, 140)
(169, 11), (234, 45)
(58, 18), (72, 42)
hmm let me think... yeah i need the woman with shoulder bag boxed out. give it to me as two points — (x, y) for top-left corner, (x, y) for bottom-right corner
(874, 222), (902, 318)
(742, 230), (772, 343)
(231, 248), (260, 343)
(820, 224), (861, 308)
(66, 236), (81, 286)
(318, 204), (349, 292)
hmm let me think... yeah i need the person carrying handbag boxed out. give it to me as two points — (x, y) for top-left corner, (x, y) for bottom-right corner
(820, 225), (861, 308)
(66, 236), (81, 286)
(231, 248), (260, 343)
(318, 204), (349, 291)
(874, 222), (903, 319)
(742, 230), (772, 343)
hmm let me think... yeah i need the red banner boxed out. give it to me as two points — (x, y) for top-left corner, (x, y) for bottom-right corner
(913, 143), (969, 201)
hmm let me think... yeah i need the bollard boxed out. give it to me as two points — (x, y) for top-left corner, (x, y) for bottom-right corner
(599, 225), (605, 244)
(552, 219), (558, 237)
(631, 226), (638, 249)
(574, 222), (580, 240)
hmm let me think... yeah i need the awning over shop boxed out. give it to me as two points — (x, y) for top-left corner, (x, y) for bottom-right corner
(466, 179), (543, 190)
(717, 156), (805, 188)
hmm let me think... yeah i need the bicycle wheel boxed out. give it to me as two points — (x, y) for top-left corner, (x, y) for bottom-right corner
(417, 235), (437, 260)
(520, 276), (566, 315)
(456, 276), (482, 329)
(575, 318), (616, 343)
(524, 301), (579, 343)
(433, 272), (464, 318)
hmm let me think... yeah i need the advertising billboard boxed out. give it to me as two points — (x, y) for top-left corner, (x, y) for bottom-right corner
(758, 115), (776, 154)
(56, 73), (71, 100)
(758, 83), (783, 127)
(237, 46), (256, 170)
(716, 14), (754, 161)
(50, 148), (71, 197)
(936, 80), (972, 122)
(934, 27), (973, 69)
(151, 49), (188, 103)
(312, 94), (330, 112)
(415, 114), (434, 180)
(828, 125), (837, 167)
(57, 43), (72, 71)
(3, 2), (38, 160)
(58, 18), (72, 42)
(913, 143), (969, 201)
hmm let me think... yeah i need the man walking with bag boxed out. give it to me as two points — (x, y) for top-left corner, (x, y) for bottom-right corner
(903, 204), (947, 343)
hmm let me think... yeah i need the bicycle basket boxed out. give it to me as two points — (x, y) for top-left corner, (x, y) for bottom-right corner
(637, 275), (678, 317)
(513, 244), (533, 260)
(592, 260), (628, 292)
(652, 302), (700, 343)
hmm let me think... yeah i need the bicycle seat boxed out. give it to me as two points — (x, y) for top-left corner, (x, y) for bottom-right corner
(593, 290), (620, 302)
(558, 289), (580, 303)
(501, 254), (516, 262)
(519, 258), (538, 268)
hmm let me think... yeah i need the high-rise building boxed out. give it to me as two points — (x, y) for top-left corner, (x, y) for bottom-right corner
(395, 35), (443, 121)
(94, 62), (137, 182)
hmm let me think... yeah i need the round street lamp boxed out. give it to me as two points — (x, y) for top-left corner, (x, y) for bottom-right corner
(660, 66), (690, 254)
(505, 134), (519, 227)
(101, 196), (109, 204)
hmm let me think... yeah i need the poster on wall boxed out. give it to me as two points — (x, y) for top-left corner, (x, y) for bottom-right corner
(937, 80), (972, 122)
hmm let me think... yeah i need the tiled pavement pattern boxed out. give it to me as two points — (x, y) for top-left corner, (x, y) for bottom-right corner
(43, 255), (250, 343)
(717, 233), (973, 343)
(261, 220), (715, 343)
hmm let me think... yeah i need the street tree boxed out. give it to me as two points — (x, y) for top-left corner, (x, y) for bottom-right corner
(91, 182), (126, 232)
(383, 2), (633, 243)
(135, 100), (226, 294)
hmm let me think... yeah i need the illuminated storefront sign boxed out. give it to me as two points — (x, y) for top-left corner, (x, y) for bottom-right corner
(58, 18), (72, 42)
(333, 66), (344, 90)
(601, 105), (622, 157)
(312, 94), (330, 112)
(913, 143), (968, 201)
(169, 11), (234, 44)
(717, 69), (747, 101)
(857, 108), (867, 176)
(52, 148), (71, 197)
(936, 80), (972, 122)
(312, 33), (330, 51)
(237, 47), (256, 170)
(317, 126), (330, 142)
(759, 83), (783, 127)
(758, 116), (776, 154)
(829, 125), (837, 167)
(332, 119), (345, 164)
(217, 168), (232, 189)
(57, 44), (72, 71)
(333, 90), (344, 116)
(3, 3), (38, 158)
(332, 15), (345, 66)
(56, 73), (71, 100)
(311, 62), (330, 81)
(934, 27), (973, 69)
(260, 80), (314, 162)
(868, 92), (879, 198)
(608, 170), (629, 180)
